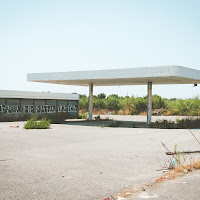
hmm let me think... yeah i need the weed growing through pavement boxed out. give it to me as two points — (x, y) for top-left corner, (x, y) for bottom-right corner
(159, 126), (200, 182)
(24, 117), (51, 129)
(79, 112), (88, 119)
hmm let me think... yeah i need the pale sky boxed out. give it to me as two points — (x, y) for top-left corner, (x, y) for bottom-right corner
(1, 0), (200, 98)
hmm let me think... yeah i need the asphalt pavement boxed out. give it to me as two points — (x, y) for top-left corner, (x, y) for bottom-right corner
(0, 117), (200, 199)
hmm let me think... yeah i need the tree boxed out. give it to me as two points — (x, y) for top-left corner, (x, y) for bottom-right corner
(97, 93), (106, 99)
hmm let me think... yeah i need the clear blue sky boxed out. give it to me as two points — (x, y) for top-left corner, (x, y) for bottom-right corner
(1, 0), (200, 98)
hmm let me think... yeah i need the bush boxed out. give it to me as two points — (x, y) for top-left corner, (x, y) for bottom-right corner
(132, 97), (147, 114)
(24, 118), (51, 129)
(97, 93), (106, 99)
(80, 93), (200, 116)
(79, 112), (88, 119)
(94, 98), (106, 109)
(152, 94), (166, 109)
(106, 95), (121, 111)
(79, 94), (89, 110)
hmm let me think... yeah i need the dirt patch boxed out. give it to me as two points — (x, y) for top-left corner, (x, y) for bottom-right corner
(152, 109), (168, 116)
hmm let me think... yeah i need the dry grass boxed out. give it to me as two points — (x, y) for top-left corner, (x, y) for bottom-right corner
(175, 159), (200, 173)
(155, 159), (200, 183)
(117, 109), (131, 115)
(193, 159), (200, 168)
(113, 159), (200, 199)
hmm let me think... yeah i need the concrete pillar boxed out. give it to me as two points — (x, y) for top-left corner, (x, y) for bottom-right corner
(147, 82), (152, 124)
(89, 83), (93, 120)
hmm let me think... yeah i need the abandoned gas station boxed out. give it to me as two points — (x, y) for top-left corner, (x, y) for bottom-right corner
(27, 65), (200, 124)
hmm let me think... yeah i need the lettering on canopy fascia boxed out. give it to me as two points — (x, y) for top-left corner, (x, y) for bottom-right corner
(0, 104), (77, 114)
(145, 66), (170, 74)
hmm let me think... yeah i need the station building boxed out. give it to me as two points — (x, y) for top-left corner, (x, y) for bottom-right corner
(0, 90), (79, 121)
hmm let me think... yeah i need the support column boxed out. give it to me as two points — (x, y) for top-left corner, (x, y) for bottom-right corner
(147, 82), (152, 124)
(89, 83), (93, 120)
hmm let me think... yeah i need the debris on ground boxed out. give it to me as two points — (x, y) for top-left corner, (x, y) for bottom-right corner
(156, 168), (168, 171)
(0, 159), (13, 162)
(166, 150), (200, 155)
(154, 175), (173, 183)
(162, 169), (169, 172)
(102, 195), (115, 200)
(137, 192), (159, 199)
(65, 176), (71, 179)
(9, 126), (19, 128)
(117, 197), (127, 200)
(177, 181), (188, 184)
(95, 115), (101, 120)
(152, 108), (167, 116)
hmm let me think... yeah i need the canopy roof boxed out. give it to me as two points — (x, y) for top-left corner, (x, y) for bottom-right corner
(27, 65), (200, 86)
(0, 90), (79, 100)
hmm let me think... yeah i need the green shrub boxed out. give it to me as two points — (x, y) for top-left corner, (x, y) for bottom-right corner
(94, 98), (106, 109)
(106, 95), (121, 111)
(79, 112), (88, 119)
(24, 118), (51, 129)
(80, 93), (200, 116)
(79, 94), (89, 110)
(97, 93), (106, 99)
(152, 94), (166, 109)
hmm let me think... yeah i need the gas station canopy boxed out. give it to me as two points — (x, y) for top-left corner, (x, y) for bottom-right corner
(27, 65), (200, 124)
(27, 65), (200, 86)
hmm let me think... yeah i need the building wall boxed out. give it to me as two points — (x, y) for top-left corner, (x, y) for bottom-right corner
(0, 98), (79, 122)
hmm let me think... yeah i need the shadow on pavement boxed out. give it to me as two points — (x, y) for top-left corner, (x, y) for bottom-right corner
(62, 119), (148, 128)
